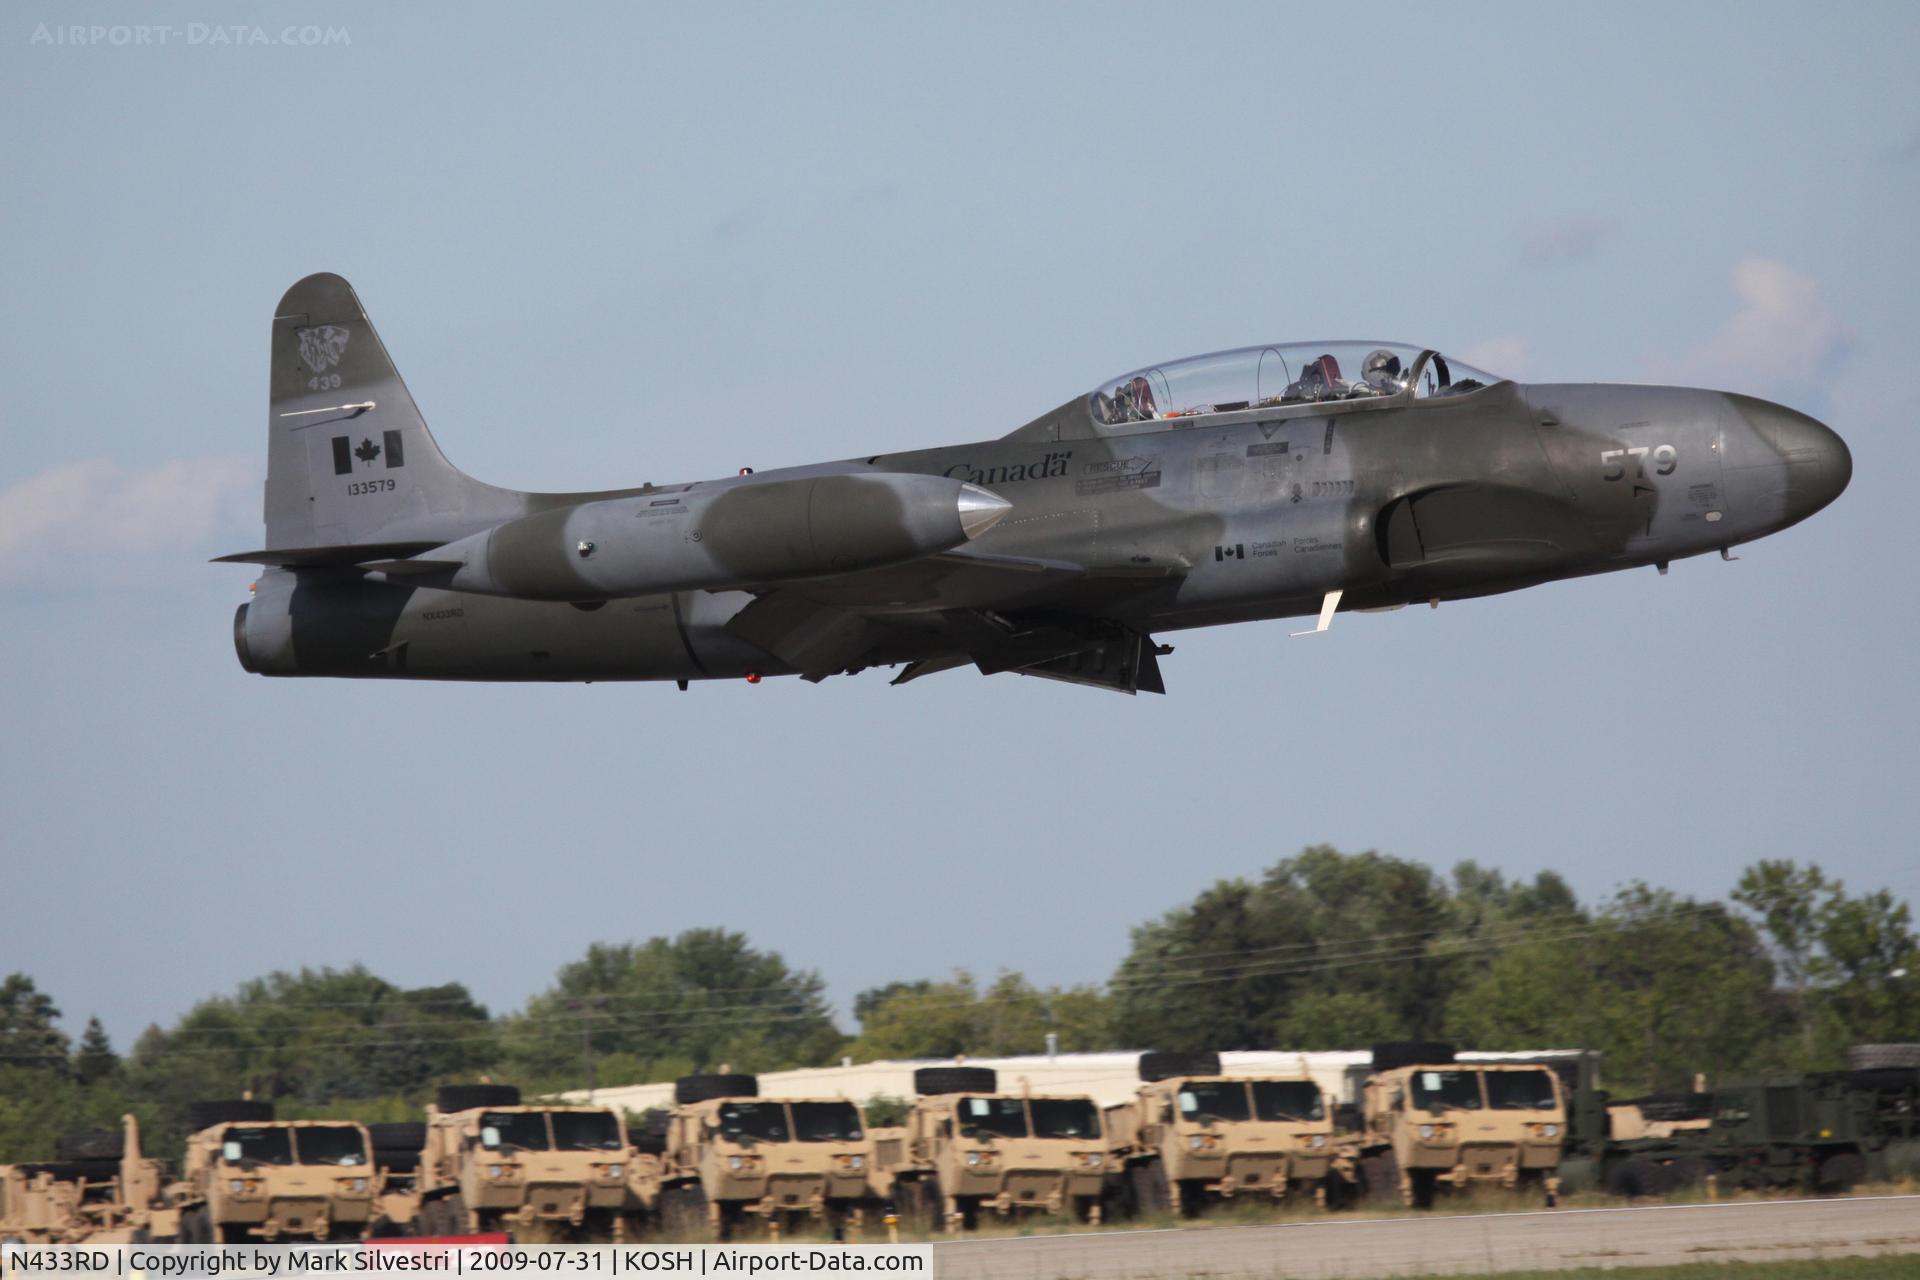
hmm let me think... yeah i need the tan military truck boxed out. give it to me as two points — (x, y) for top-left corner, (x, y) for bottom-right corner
(655, 1074), (874, 1239)
(414, 1084), (644, 1241)
(0, 1117), (175, 1243)
(1352, 1043), (1567, 1207)
(872, 1066), (1107, 1233)
(1104, 1051), (1341, 1218)
(169, 1100), (379, 1241)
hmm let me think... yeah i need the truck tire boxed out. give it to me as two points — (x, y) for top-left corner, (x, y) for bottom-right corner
(895, 1178), (943, 1234)
(181, 1207), (213, 1244)
(442, 1193), (469, 1235)
(187, 1099), (275, 1130)
(369, 1122), (427, 1152)
(1137, 1051), (1221, 1082)
(436, 1084), (521, 1112)
(411, 1199), (443, 1238)
(662, 1184), (709, 1237)
(21, 1159), (118, 1181)
(1359, 1153), (1400, 1202)
(1847, 1044), (1920, 1071)
(1128, 1159), (1171, 1215)
(674, 1074), (758, 1104)
(633, 1109), (670, 1156)
(1606, 1156), (1673, 1199)
(911, 1066), (997, 1096)
(1370, 1042), (1456, 1071)
(1847, 1069), (1920, 1093)
(1816, 1151), (1867, 1192)
(1632, 1093), (1714, 1122)
(55, 1130), (123, 1161)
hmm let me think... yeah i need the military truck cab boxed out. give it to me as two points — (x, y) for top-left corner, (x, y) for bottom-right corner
(1105, 1052), (1341, 1217)
(417, 1084), (641, 1241)
(170, 1102), (377, 1241)
(874, 1066), (1105, 1233)
(1357, 1044), (1566, 1207)
(658, 1074), (873, 1239)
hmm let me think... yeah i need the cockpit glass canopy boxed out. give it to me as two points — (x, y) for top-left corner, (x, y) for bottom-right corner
(1088, 342), (1503, 429)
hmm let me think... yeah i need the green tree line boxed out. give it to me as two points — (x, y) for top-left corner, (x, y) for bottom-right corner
(3, 851), (1913, 1162)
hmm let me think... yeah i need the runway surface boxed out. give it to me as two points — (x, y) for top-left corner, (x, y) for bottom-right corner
(929, 1194), (1920, 1279)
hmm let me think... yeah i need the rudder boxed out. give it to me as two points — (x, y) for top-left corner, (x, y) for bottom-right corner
(264, 273), (512, 555)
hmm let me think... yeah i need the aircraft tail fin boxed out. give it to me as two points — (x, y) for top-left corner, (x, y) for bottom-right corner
(262, 273), (517, 554)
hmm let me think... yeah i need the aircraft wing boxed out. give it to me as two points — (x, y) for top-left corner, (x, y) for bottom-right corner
(722, 548), (1185, 693)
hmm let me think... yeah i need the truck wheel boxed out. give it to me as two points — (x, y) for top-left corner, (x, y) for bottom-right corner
(1846, 1044), (1920, 1071)
(1176, 1180), (1206, 1218)
(1137, 1051), (1222, 1082)
(910, 1067), (998, 1096)
(435, 1084), (522, 1112)
(896, 1179), (942, 1234)
(1129, 1161), (1171, 1216)
(1667, 1156), (1709, 1190)
(674, 1074), (758, 1105)
(1359, 1154), (1400, 1203)
(1816, 1152), (1867, 1192)
(187, 1099), (275, 1130)
(1370, 1042), (1456, 1071)
(55, 1131), (123, 1161)
(1605, 1157), (1672, 1199)
(663, 1185), (709, 1238)
(1407, 1169), (1436, 1209)
(368, 1122), (427, 1152)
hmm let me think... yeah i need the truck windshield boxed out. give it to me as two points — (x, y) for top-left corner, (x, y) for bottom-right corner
(482, 1112), (551, 1151)
(551, 1111), (623, 1151)
(717, 1102), (790, 1143)
(791, 1102), (863, 1142)
(1411, 1070), (1485, 1113)
(958, 1096), (1028, 1139)
(224, 1127), (294, 1166)
(1178, 1082), (1251, 1123)
(293, 1126), (368, 1166)
(1252, 1081), (1324, 1122)
(1485, 1070), (1559, 1111)
(1030, 1098), (1102, 1139)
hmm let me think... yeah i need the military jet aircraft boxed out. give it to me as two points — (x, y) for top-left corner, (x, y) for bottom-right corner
(226, 273), (1850, 694)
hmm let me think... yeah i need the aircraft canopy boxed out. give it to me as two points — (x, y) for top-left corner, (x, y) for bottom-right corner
(1088, 342), (1503, 429)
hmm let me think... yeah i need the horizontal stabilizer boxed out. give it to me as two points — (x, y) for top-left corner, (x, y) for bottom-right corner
(213, 542), (440, 567)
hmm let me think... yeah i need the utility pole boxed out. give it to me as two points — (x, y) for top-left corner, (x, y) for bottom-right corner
(569, 999), (596, 1101)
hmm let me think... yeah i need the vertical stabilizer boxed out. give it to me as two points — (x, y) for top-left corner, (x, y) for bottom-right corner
(264, 273), (519, 554)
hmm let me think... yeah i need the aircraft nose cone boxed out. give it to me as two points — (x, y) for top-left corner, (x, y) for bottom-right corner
(1736, 397), (1852, 525)
(956, 483), (1013, 540)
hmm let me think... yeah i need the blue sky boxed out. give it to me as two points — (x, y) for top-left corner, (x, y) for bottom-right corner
(3, 1), (1916, 1053)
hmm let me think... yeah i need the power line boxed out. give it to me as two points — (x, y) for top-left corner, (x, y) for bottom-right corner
(0, 903), (1749, 1066)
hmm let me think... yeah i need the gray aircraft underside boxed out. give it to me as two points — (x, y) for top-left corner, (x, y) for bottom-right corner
(225, 274), (1850, 695)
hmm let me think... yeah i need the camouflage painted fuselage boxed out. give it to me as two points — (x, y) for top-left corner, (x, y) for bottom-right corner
(231, 276), (1850, 694)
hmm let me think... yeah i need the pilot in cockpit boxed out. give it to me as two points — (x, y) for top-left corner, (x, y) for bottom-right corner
(1361, 349), (1404, 394)
(1098, 375), (1158, 423)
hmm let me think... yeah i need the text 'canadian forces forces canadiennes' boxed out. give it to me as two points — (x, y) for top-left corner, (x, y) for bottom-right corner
(226, 274), (1850, 695)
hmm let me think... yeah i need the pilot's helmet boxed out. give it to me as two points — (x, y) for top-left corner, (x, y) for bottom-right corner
(1362, 349), (1403, 389)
